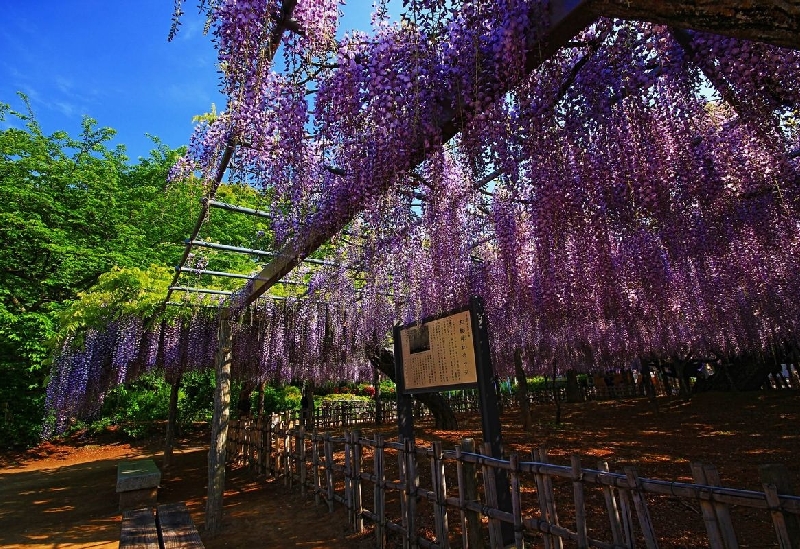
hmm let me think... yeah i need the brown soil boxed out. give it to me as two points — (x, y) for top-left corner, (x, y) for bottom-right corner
(0, 391), (797, 548)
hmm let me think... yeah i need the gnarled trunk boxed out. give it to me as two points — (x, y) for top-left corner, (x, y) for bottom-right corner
(367, 347), (457, 429)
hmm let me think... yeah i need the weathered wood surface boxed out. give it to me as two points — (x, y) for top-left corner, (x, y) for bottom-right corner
(157, 502), (204, 549)
(587, 0), (800, 49)
(120, 507), (159, 549)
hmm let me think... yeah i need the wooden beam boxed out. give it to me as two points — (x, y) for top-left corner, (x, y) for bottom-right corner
(585, 0), (800, 50)
(237, 0), (597, 309)
(233, 0), (800, 310)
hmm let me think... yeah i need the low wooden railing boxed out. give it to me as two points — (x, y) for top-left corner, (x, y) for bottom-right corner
(226, 418), (800, 549)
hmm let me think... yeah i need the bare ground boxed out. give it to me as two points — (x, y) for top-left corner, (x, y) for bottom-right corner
(0, 391), (797, 548)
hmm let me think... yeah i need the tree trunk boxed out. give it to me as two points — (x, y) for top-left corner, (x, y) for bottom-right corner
(163, 374), (181, 470)
(205, 318), (232, 535)
(551, 362), (562, 425)
(257, 381), (266, 417)
(367, 346), (457, 429)
(513, 349), (532, 431)
(565, 369), (585, 403)
(373, 366), (383, 425)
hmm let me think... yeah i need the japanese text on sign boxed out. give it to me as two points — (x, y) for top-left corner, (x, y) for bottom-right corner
(400, 310), (478, 391)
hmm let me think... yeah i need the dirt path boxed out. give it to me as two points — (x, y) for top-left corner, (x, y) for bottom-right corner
(0, 391), (797, 548)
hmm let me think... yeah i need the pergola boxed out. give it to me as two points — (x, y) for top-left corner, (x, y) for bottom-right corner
(159, 0), (800, 533)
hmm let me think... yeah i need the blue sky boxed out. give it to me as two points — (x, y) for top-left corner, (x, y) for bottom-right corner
(0, 2), (402, 163)
(0, 1), (226, 162)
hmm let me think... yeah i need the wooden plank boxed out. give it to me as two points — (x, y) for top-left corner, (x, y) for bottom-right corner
(431, 441), (450, 548)
(374, 433), (387, 549)
(459, 438), (483, 549)
(702, 465), (738, 549)
(509, 454), (524, 549)
(481, 442), (503, 548)
(571, 455), (588, 549)
(764, 484), (793, 549)
(157, 502), (204, 549)
(624, 467), (659, 549)
(324, 432), (335, 512)
(353, 430), (364, 533)
(120, 507), (159, 549)
(598, 460), (624, 546)
(691, 462), (725, 549)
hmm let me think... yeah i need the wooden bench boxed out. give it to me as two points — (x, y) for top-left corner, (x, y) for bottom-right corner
(117, 459), (161, 511)
(120, 502), (204, 549)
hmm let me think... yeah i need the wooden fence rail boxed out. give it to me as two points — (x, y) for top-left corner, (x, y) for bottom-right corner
(226, 418), (800, 549)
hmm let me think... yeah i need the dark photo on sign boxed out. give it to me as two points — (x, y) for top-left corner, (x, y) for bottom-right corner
(408, 325), (430, 354)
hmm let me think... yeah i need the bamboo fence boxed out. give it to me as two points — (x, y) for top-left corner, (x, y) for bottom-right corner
(226, 417), (800, 549)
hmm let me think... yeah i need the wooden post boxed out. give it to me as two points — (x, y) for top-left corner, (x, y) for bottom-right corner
(405, 437), (419, 549)
(598, 461), (624, 547)
(324, 432), (335, 512)
(702, 464), (738, 549)
(571, 455), (588, 549)
(312, 430), (321, 505)
(760, 463), (800, 548)
(374, 433), (386, 549)
(353, 430), (364, 533)
(691, 462), (725, 549)
(283, 412), (291, 486)
(617, 482), (635, 549)
(535, 447), (562, 549)
(299, 426), (307, 494)
(482, 442), (503, 547)
(163, 375), (181, 470)
(205, 317), (232, 535)
(345, 431), (354, 528)
(624, 466), (659, 549)
(509, 453), (524, 549)
(431, 440), (450, 548)
(458, 439), (483, 549)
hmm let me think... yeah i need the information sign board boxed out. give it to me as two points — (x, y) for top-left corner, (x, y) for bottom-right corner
(397, 309), (478, 393)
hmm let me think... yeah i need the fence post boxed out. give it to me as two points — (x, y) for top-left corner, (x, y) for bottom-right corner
(353, 430), (364, 533)
(431, 440), (450, 548)
(598, 460), (624, 546)
(481, 442), (503, 547)
(760, 463), (800, 549)
(312, 430), (321, 505)
(571, 455), (588, 549)
(299, 425), (307, 494)
(324, 432), (335, 512)
(374, 433), (386, 549)
(345, 431), (354, 527)
(691, 462), (725, 549)
(624, 466), (659, 549)
(283, 413), (291, 486)
(702, 464), (738, 549)
(406, 437), (419, 549)
(534, 447), (562, 549)
(509, 454), (524, 549)
(458, 439), (483, 549)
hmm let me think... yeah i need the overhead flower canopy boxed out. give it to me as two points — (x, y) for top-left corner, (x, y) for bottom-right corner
(47, 0), (800, 431)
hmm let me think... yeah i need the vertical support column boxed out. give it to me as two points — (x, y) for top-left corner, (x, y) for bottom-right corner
(205, 316), (232, 535)
(471, 296), (514, 546)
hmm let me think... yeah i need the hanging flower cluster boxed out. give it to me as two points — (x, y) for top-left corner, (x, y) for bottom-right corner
(163, 5), (799, 386)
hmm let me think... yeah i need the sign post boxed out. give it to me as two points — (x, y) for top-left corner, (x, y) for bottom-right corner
(394, 296), (514, 544)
